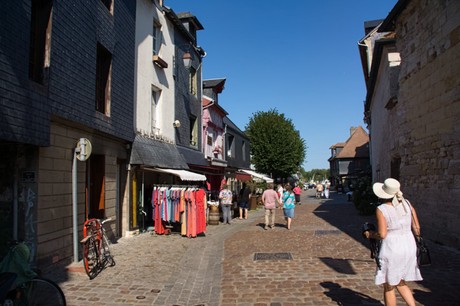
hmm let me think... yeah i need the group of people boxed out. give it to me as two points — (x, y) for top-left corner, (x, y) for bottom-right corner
(261, 183), (302, 230)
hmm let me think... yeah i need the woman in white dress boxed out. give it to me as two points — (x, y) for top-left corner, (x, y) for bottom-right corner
(364, 178), (423, 306)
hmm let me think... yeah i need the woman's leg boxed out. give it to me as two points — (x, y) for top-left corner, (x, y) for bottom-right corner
(287, 217), (292, 229)
(239, 207), (243, 219)
(223, 205), (230, 223)
(383, 284), (397, 306)
(395, 281), (416, 306)
(264, 209), (270, 229)
(244, 208), (248, 219)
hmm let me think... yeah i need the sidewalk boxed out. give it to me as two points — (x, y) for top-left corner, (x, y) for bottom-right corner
(46, 190), (460, 305)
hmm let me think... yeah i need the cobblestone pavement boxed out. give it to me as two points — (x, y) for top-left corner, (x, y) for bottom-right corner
(45, 190), (460, 306)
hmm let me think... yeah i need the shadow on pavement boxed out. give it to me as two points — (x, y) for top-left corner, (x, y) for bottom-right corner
(320, 281), (383, 306)
(311, 191), (460, 306)
(318, 257), (357, 275)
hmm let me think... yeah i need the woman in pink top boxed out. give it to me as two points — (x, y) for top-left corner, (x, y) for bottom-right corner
(293, 184), (302, 205)
(261, 183), (280, 230)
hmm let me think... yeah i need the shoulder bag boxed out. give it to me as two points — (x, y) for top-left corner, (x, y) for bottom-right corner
(407, 200), (431, 266)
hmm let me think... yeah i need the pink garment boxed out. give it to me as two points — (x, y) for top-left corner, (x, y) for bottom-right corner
(293, 186), (301, 195)
(262, 189), (279, 209)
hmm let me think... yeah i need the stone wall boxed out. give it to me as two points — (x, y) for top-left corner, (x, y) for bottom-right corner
(395, 0), (460, 247)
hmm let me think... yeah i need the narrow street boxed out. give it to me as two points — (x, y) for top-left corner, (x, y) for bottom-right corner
(46, 190), (460, 306)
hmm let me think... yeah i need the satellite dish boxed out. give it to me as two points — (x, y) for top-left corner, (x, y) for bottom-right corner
(76, 138), (92, 161)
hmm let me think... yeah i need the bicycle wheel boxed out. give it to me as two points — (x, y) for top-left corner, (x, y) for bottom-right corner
(20, 277), (66, 306)
(101, 234), (115, 267)
(82, 237), (99, 279)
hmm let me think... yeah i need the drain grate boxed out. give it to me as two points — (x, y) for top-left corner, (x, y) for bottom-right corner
(254, 252), (293, 261)
(314, 230), (341, 236)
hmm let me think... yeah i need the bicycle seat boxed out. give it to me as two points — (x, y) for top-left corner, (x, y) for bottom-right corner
(0, 272), (17, 301)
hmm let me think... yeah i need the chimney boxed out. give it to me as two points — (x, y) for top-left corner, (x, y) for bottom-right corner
(350, 126), (358, 136)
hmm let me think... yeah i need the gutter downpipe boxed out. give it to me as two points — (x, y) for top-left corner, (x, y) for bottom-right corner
(72, 149), (78, 262)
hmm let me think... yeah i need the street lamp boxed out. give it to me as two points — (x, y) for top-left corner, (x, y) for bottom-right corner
(183, 51), (192, 69)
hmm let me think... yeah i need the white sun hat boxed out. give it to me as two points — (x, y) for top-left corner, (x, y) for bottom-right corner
(372, 178), (401, 199)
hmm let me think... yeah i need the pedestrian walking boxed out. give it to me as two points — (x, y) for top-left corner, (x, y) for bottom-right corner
(281, 185), (295, 229)
(219, 184), (233, 224)
(261, 183), (280, 230)
(363, 178), (422, 306)
(316, 182), (324, 198)
(324, 181), (331, 199)
(293, 184), (302, 205)
(277, 184), (284, 208)
(238, 183), (251, 219)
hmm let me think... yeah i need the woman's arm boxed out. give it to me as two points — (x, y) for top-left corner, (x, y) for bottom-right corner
(365, 208), (387, 240)
(411, 205), (421, 237)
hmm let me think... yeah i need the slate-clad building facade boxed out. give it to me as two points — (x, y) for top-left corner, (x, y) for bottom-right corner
(0, 0), (136, 270)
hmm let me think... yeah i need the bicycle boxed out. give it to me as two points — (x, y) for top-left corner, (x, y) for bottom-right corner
(0, 241), (66, 306)
(80, 218), (115, 280)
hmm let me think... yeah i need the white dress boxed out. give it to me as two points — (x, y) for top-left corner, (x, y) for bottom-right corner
(375, 201), (423, 285)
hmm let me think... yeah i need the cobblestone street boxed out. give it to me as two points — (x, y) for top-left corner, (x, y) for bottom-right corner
(46, 190), (460, 305)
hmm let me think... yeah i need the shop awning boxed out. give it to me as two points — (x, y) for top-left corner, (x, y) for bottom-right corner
(235, 172), (252, 181)
(153, 168), (207, 181)
(240, 169), (274, 183)
(130, 135), (189, 169)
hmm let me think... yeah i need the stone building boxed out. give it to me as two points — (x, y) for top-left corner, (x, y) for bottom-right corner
(359, 0), (460, 248)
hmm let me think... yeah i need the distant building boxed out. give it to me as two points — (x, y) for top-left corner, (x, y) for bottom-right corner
(328, 126), (370, 189)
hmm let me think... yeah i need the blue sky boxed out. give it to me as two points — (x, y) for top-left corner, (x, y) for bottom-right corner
(168, 0), (397, 171)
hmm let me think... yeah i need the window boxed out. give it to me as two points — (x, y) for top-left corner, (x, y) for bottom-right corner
(152, 20), (161, 55)
(151, 85), (160, 135)
(242, 141), (247, 161)
(190, 116), (198, 147)
(29, 0), (53, 84)
(227, 134), (235, 158)
(95, 43), (112, 115)
(189, 67), (197, 96)
(101, 0), (113, 14)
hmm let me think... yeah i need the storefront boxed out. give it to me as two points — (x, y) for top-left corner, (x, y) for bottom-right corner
(129, 135), (207, 237)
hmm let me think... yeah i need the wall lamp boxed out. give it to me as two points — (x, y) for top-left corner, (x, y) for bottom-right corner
(181, 44), (206, 69)
(173, 120), (181, 128)
(183, 51), (192, 69)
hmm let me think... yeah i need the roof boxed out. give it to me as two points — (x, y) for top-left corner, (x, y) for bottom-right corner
(177, 145), (208, 167)
(335, 127), (370, 159)
(223, 117), (248, 139)
(329, 142), (346, 149)
(379, 0), (410, 32)
(130, 135), (189, 169)
(203, 78), (226, 93)
(202, 95), (228, 116)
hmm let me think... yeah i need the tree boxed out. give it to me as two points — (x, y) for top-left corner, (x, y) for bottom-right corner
(301, 168), (329, 182)
(245, 109), (306, 179)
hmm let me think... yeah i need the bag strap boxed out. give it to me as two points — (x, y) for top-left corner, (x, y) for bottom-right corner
(406, 199), (422, 240)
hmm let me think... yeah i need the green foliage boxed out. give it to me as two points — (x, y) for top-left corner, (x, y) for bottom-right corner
(352, 175), (379, 216)
(245, 109), (306, 178)
(300, 168), (329, 182)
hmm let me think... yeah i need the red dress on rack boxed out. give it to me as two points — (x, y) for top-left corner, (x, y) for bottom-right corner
(195, 188), (206, 234)
(153, 188), (165, 235)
